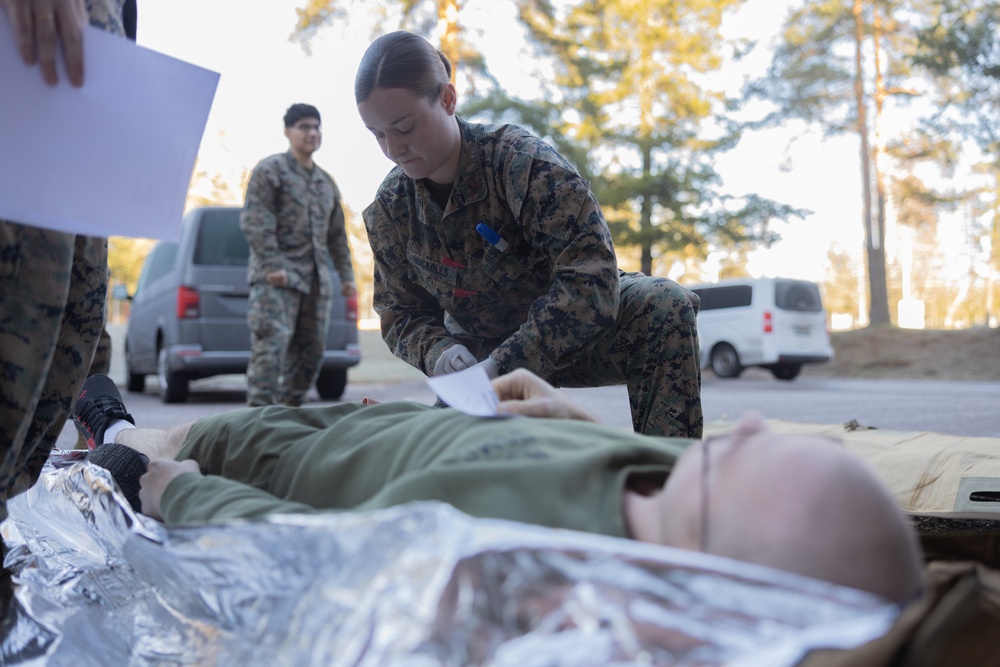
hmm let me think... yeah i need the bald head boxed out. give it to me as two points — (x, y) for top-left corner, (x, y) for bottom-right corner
(654, 416), (923, 604)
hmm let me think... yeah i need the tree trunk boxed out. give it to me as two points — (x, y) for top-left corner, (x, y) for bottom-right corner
(853, 0), (889, 327)
(868, 1), (891, 326)
(989, 171), (1000, 327)
(641, 143), (653, 276)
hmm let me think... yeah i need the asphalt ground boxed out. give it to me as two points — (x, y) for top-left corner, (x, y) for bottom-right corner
(54, 325), (1000, 448)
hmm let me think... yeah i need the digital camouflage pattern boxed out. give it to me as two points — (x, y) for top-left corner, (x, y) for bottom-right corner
(0, 232), (107, 511)
(364, 118), (702, 438)
(0, 0), (126, 611)
(241, 151), (354, 406)
(246, 279), (328, 407)
(241, 151), (354, 297)
(84, 0), (127, 33)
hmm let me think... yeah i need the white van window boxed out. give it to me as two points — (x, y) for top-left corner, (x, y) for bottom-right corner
(693, 285), (752, 311)
(774, 281), (823, 312)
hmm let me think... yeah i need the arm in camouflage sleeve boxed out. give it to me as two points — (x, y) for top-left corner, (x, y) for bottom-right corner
(239, 161), (285, 277)
(365, 200), (459, 376)
(490, 154), (620, 377)
(326, 192), (355, 285)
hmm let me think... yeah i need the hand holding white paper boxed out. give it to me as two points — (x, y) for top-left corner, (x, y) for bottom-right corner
(0, 13), (219, 240)
(427, 364), (500, 416)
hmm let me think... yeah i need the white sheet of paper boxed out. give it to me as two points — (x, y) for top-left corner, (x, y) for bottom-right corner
(426, 365), (500, 417)
(0, 14), (219, 240)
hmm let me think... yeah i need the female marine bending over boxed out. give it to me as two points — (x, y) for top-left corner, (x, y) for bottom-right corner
(355, 31), (702, 438)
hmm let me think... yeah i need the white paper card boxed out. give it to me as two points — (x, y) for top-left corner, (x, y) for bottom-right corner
(426, 365), (500, 417)
(0, 13), (219, 240)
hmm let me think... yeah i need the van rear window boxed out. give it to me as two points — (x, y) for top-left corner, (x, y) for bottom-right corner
(692, 285), (753, 311)
(193, 210), (249, 266)
(775, 281), (823, 312)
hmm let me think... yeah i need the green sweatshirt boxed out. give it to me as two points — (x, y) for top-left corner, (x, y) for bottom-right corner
(161, 402), (689, 537)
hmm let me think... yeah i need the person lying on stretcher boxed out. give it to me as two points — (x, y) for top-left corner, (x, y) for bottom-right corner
(74, 369), (923, 605)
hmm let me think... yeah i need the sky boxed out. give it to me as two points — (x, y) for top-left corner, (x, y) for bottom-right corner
(136, 0), (867, 284)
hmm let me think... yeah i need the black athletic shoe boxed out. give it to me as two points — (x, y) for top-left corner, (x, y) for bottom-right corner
(73, 374), (135, 450)
(86, 443), (148, 513)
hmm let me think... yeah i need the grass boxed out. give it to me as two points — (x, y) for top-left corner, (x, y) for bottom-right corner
(804, 326), (1000, 381)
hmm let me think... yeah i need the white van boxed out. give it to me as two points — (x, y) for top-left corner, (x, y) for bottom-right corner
(687, 278), (834, 380)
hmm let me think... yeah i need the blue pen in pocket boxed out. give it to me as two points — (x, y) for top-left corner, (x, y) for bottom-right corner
(475, 223), (508, 252)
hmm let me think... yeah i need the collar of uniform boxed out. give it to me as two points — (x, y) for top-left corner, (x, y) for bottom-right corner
(283, 150), (319, 179)
(443, 117), (489, 214)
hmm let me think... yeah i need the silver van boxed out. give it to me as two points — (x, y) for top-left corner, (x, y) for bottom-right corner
(124, 206), (361, 402)
(688, 278), (834, 380)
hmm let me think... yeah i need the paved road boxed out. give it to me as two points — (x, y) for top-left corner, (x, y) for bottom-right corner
(699, 370), (1000, 436)
(56, 366), (1000, 449)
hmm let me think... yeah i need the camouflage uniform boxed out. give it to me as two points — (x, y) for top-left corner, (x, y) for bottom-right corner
(241, 151), (354, 407)
(0, 0), (127, 615)
(364, 118), (703, 438)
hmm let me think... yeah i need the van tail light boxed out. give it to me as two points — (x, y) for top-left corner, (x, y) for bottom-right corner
(763, 311), (773, 333)
(346, 292), (358, 321)
(177, 286), (200, 319)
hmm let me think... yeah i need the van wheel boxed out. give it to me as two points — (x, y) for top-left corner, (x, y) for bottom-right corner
(158, 348), (189, 403)
(125, 342), (145, 393)
(316, 369), (348, 400)
(770, 364), (801, 381)
(711, 343), (743, 378)
(126, 368), (145, 393)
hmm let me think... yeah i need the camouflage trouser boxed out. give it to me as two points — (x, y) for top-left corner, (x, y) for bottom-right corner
(462, 273), (703, 438)
(246, 277), (330, 407)
(0, 223), (107, 612)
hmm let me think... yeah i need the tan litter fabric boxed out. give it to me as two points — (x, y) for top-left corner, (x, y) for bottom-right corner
(801, 561), (1000, 667)
(705, 420), (1000, 519)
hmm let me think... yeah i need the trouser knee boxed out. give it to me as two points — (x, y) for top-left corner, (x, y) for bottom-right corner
(620, 275), (699, 340)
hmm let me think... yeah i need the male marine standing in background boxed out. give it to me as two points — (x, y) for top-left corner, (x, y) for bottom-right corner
(241, 104), (356, 407)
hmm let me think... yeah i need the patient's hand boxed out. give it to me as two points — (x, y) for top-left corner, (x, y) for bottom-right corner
(491, 369), (600, 423)
(139, 458), (201, 520)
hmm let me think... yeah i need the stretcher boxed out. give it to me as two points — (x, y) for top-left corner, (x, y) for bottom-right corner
(2, 421), (998, 666)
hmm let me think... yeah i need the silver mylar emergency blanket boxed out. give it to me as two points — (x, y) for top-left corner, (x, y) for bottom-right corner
(1, 452), (900, 666)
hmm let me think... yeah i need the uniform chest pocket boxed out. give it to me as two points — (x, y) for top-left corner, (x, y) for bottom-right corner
(480, 220), (538, 290)
(405, 247), (458, 296)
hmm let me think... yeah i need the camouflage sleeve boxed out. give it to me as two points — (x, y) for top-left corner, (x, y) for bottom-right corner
(490, 152), (620, 376)
(364, 200), (456, 375)
(240, 161), (284, 276)
(85, 0), (126, 35)
(326, 191), (355, 284)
